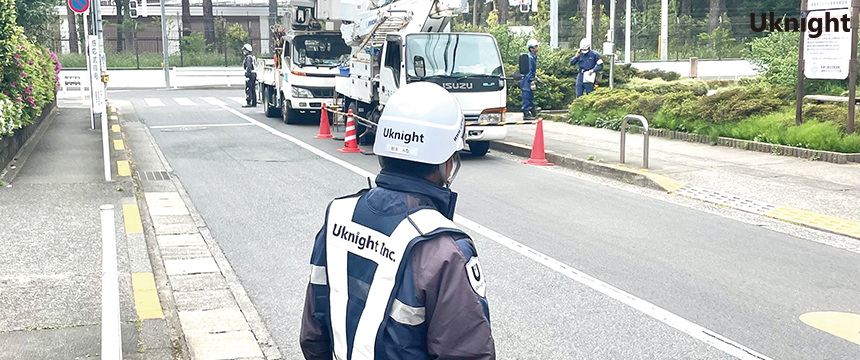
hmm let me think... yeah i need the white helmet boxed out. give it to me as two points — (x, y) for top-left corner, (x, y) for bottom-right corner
(374, 82), (465, 167)
(242, 43), (252, 52)
(579, 38), (591, 50)
(527, 39), (539, 49)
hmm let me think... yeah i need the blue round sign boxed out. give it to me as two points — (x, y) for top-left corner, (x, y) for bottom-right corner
(69, 0), (89, 13)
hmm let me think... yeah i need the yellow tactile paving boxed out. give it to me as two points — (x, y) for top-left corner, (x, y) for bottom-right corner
(765, 206), (860, 239)
(117, 160), (130, 177)
(132, 273), (164, 320)
(111, 124), (120, 133)
(800, 312), (860, 345)
(644, 173), (685, 193)
(113, 139), (125, 150)
(122, 204), (143, 234)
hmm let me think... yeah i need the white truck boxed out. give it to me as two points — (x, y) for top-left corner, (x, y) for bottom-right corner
(318, 0), (509, 156)
(256, 2), (352, 124)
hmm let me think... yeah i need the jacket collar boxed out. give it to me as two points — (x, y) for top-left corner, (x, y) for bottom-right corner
(374, 171), (458, 220)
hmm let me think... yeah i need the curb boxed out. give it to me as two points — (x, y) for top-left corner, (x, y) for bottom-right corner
(490, 140), (860, 240)
(489, 140), (683, 192)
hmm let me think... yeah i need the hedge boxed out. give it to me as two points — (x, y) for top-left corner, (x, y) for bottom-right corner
(0, 0), (60, 138)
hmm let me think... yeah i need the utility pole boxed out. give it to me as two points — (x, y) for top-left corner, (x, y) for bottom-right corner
(161, 0), (170, 88)
(660, 0), (668, 60)
(625, 0), (631, 63)
(551, 0), (558, 48)
(586, 0), (593, 44)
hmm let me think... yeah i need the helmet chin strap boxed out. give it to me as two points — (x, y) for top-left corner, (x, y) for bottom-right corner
(439, 153), (461, 188)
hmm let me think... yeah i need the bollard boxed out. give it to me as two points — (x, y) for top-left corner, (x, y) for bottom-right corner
(100, 205), (122, 359)
(620, 115), (650, 169)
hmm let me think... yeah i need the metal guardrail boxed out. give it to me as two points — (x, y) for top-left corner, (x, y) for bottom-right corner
(620, 114), (650, 169)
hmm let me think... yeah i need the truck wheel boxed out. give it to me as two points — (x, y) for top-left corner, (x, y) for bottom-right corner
(263, 86), (281, 118)
(468, 141), (490, 156)
(282, 97), (298, 124)
(349, 102), (372, 145)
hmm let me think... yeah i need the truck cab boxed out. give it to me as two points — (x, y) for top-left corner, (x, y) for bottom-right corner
(337, 32), (507, 156)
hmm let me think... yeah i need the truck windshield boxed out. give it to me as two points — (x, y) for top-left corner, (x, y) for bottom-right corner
(405, 34), (503, 78)
(293, 35), (350, 67)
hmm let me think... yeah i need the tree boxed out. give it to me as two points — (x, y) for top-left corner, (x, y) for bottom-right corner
(203, 0), (215, 45)
(182, 0), (192, 36)
(708, 0), (727, 33)
(497, 0), (508, 24)
(115, 0), (125, 52)
(14, 0), (56, 45)
(66, 4), (78, 53)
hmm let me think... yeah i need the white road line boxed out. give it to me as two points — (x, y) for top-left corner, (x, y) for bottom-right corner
(228, 97), (246, 105)
(150, 123), (254, 130)
(201, 97), (226, 106)
(174, 97), (196, 106)
(216, 104), (771, 360)
(144, 98), (165, 107)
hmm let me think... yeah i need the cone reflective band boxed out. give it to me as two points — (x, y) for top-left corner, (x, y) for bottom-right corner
(337, 109), (362, 153)
(315, 103), (334, 139)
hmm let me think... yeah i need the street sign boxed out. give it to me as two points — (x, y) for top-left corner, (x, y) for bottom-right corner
(808, 0), (850, 11)
(68, 0), (89, 14)
(88, 36), (105, 113)
(804, 8), (852, 79)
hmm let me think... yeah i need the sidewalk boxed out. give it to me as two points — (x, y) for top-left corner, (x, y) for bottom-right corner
(0, 102), (171, 358)
(499, 112), (860, 234)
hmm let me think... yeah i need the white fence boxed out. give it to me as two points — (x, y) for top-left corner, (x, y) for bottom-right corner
(59, 67), (246, 91)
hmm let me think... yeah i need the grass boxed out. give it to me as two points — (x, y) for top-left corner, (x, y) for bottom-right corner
(57, 51), (243, 69)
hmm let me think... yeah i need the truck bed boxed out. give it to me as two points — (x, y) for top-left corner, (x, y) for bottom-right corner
(256, 58), (278, 86)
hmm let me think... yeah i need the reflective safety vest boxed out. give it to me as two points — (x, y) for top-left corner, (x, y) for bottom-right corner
(317, 194), (470, 360)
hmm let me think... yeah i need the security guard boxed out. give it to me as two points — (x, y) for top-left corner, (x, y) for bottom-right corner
(521, 39), (539, 120)
(300, 82), (495, 360)
(242, 44), (257, 108)
(570, 38), (604, 98)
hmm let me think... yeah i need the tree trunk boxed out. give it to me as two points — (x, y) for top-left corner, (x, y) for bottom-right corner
(681, 0), (690, 16)
(115, 0), (124, 52)
(708, 0), (721, 33)
(203, 0), (215, 45)
(593, 0), (601, 45)
(472, 0), (484, 26)
(66, 5), (79, 53)
(497, 0), (508, 24)
(182, 0), (192, 36)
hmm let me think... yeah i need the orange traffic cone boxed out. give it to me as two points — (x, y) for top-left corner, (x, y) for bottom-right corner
(523, 118), (554, 166)
(315, 102), (334, 139)
(337, 109), (362, 153)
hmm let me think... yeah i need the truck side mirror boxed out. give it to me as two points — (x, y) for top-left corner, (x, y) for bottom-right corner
(518, 53), (529, 75)
(413, 56), (426, 78)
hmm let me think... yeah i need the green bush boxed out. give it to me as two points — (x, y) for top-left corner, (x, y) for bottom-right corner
(661, 91), (701, 121)
(639, 68), (681, 81)
(624, 78), (709, 96)
(505, 64), (575, 111)
(181, 31), (207, 54)
(569, 88), (662, 119)
(0, 0), (59, 137)
(698, 84), (792, 123)
(802, 103), (858, 133)
(703, 79), (735, 89)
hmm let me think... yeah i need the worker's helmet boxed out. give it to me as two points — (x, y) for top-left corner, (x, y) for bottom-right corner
(579, 38), (591, 50)
(374, 82), (465, 185)
(527, 39), (539, 49)
(242, 43), (252, 52)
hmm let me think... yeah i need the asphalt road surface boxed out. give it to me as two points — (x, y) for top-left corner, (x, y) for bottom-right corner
(112, 89), (860, 359)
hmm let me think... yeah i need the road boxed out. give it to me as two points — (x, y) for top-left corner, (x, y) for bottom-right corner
(112, 89), (860, 359)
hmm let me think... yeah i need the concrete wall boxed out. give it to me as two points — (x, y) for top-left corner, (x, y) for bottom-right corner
(628, 59), (760, 80)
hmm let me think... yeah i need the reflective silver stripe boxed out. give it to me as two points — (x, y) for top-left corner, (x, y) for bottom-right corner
(310, 265), (327, 285)
(389, 299), (425, 326)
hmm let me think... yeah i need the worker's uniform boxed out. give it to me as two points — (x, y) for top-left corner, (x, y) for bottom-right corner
(570, 50), (603, 98)
(300, 171), (495, 360)
(244, 53), (257, 106)
(520, 51), (538, 116)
